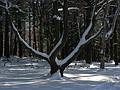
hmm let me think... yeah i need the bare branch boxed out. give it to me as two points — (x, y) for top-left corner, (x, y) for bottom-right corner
(0, 5), (5, 8)
(95, 0), (115, 16)
(58, 26), (103, 66)
(105, 2), (120, 39)
(55, 0), (104, 66)
(97, 0), (105, 5)
(81, 1), (96, 41)
(9, 5), (25, 13)
(49, 32), (64, 57)
(11, 23), (49, 60)
(86, 26), (103, 42)
(81, 21), (93, 41)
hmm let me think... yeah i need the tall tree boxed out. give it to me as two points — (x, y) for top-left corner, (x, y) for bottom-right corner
(4, 9), (10, 58)
(32, 0), (37, 50)
(0, 8), (3, 58)
(1, 0), (120, 77)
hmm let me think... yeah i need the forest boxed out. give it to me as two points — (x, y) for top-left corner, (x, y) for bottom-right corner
(0, 0), (120, 90)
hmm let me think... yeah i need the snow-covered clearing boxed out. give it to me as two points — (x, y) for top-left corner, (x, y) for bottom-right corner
(0, 57), (120, 90)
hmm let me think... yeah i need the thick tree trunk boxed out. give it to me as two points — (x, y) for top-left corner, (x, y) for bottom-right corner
(50, 64), (59, 75)
(60, 66), (65, 77)
(48, 58), (59, 75)
(47, 0), (69, 77)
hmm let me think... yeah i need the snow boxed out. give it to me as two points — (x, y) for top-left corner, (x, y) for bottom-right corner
(89, 64), (99, 69)
(49, 33), (64, 57)
(2, 1), (120, 90)
(59, 39), (85, 65)
(58, 7), (79, 12)
(92, 82), (120, 90)
(48, 71), (62, 80)
(97, 0), (105, 5)
(0, 57), (120, 90)
(53, 15), (62, 21)
(105, 29), (113, 39)
(68, 7), (79, 11)
(82, 21), (93, 41)
(55, 57), (61, 65)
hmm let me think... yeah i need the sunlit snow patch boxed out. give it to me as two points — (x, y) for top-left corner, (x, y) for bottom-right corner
(48, 71), (63, 80)
(92, 82), (120, 90)
(89, 64), (99, 69)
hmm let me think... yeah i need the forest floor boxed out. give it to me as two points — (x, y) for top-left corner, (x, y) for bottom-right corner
(0, 56), (120, 90)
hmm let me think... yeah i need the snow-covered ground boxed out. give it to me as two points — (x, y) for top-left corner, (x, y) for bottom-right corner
(0, 56), (120, 90)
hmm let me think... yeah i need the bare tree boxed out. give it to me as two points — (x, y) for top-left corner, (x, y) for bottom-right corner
(1, 0), (120, 77)
(0, 7), (3, 58)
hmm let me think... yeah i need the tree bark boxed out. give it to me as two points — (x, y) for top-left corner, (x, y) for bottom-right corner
(18, 18), (23, 58)
(0, 16), (3, 57)
(4, 10), (10, 58)
(113, 25), (118, 65)
(32, 0), (37, 50)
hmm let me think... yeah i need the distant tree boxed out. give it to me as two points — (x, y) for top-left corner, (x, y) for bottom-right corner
(0, 7), (3, 58)
(4, 8), (10, 58)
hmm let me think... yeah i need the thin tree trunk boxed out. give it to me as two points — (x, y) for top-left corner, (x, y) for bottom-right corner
(0, 17), (3, 57)
(29, 6), (32, 57)
(18, 18), (23, 58)
(32, 0), (37, 50)
(113, 26), (118, 65)
(10, 28), (14, 55)
(13, 35), (17, 56)
(38, 0), (43, 52)
(4, 10), (10, 58)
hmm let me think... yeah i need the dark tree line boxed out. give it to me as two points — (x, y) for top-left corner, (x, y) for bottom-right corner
(0, 0), (120, 76)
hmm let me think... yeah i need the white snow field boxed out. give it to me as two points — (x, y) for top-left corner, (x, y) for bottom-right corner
(0, 56), (120, 90)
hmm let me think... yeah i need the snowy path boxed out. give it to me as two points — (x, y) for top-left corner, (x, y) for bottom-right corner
(0, 57), (120, 90)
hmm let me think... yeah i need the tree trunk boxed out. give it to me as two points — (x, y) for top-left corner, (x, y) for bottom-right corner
(4, 10), (10, 58)
(48, 55), (60, 75)
(47, 0), (69, 77)
(84, 3), (92, 64)
(32, 0), (37, 50)
(10, 28), (14, 55)
(0, 17), (3, 57)
(18, 18), (23, 58)
(38, 1), (43, 52)
(113, 25), (118, 65)
(28, 6), (32, 57)
(13, 35), (18, 56)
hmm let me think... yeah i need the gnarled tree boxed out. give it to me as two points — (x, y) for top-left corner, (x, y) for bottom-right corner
(1, 0), (120, 77)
